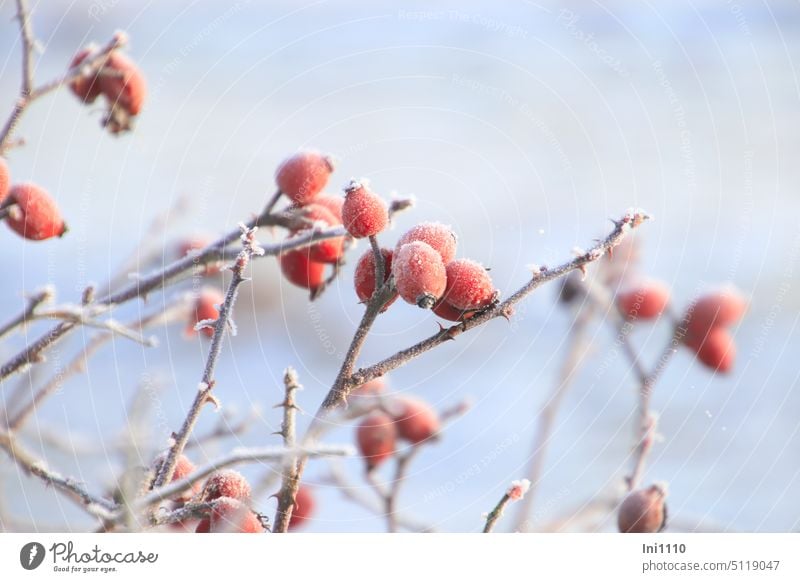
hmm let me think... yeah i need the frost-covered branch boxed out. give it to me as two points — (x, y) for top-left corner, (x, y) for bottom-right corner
(273, 367), (302, 533)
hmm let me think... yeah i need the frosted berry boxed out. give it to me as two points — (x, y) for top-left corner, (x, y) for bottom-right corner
(387, 396), (440, 444)
(291, 203), (344, 264)
(197, 497), (263, 533)
(443, 259), (496, 311)
(432, 300), (475, 322)
(313, 194), (344, 222)
(354, 247), (397, 310)
(685, 288), (746, 337)
(341, 179), (388, 239)
(68, 46), (102, 104)
(356, 412), (397, 471)
(288, 485), (315, 531)
(275, 151), (334, 205)
(616, 280), (670, 320)
(685, 327), (736, 373)
(395, 222), (457, 264)
(4, 183), (67, 241)
(97, 51), (147, 133)
(279, 249), (326, 292)
(392, 241), (447, 309)
(200, 469), (252, 502)
(618, 484), (667, 533)
(151, 452), (199, 503)
(187, 287), (224, 339)
(0, 157), (10, 203)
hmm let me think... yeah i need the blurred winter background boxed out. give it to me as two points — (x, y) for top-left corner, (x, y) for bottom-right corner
(0, 0), (798, 532)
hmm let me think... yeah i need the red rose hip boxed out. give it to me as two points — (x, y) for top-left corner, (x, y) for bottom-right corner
(685, 287), (747, 337)
(616, 280), (670, 320)
(97, 51), (147, 133)
(354, 247), (397, 310)
(291, 203), (344, 264)
(187, 287), (224, 339)
(342, 179), (388, 239)
(151, 452), (199, 502)
(685, 327), (736, 373)
(388, 396), (440, 444)
(279, 249), (326, 292)
(68, 46), (103, 104)
(356, 411), (397, 471)
(432, 300), (474, 322)
(313, 194), (344, 222)
(395, 222), (458, 264)
(0, 157), (9, 203)
(197, 497), (263, 533)
(392, 241), (447, 309)
(288, 485), (316, 531)
(200, 470), (252, 502)
(443, 259), (496, 311)
(275, 151), (334, 205)
(618, 484), (667, 533)
(4, 183), (67, 241)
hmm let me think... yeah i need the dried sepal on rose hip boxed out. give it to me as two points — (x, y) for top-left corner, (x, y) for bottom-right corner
(275, 151), (335, 206)
(342, 179), (388, 239)
(395, 222), (458, 264)
(685, 327), (736, 373)
(186, 287), (224, 339)
(195, 497), (264, 533)
(0, 157), (10, 203)
(356, 411), (397, 471)
(288, 485), (316, 531)
(617, 484), (668, 533)
(353, 247), (397, 310)
(200, 469), (252, 502)
(4, 183), (67, 241)
(150, 452), (199, 503)
(290, 203), (345, 264)
(616, 279), (671, 320)
(386, 396), (440, 444)
(279, 248), (326, 293)
(442, 259), (497, 311)
(392, 241), (447, 309)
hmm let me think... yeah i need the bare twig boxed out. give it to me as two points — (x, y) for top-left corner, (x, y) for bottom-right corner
(0, 286), (54, 340)
(151, 226), (263, 489)
(483, 479), (530, 533)
(273, 367), (302, 533)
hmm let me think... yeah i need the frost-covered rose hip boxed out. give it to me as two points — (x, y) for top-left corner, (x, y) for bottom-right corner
(342, 179), (388, 239)
(293, 203), (344, 264)
(685, 287), (747, 337)
(395, 222), (458, 264)
(97, 51), (147, 133)
(357, 411), (397, 471)
(288, 485), (315, 531)
(388, 396), (440, 444)
(4, 183), (67, 241)
(196, 497), (263, 533)
(618, 484), (667, 533)
(200, 469), (252, 502)
(0, 157), (10, 203)
(432, 300), (475, 322)
(279, 249), (326, 292)
(68, 46), (102, 104)
(685, 327), (736, 373)
(616, 280), (670, 320)
(354, 247), (397, 310)
(151, 452), (199, 503)
(275, 151), (334, 205)
(443, 259), (496, 311)
(187, 287), (224, 339)
(392, 241), (447, 309)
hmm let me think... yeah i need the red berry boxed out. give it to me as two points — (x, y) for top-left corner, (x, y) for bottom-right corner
(291, 203), (344, 264)
(151, 452), (199, 503)
(0, 157), (10, 203)
(198, 497), (263, 533)
(187, 287), (224, 339)
(279, 249), (326, 292)
(4, 183), (67, 241)
(200, 470), (252, 502)
(356, 412), (397, 471)
(387, 396), (440, 444)
(342, 180), (388, 239)
(288, 485), (315, 531)
(68, 46), (102, 104)
(432, 300), (475, 322)
(313, 194), (344, 222)
(178, 235), (221, 276)
(396, 222), (457, 264)
(392, 241), (447, 309)
(443, 259), (496, 311)
(275, 151), (334, 205)
(616, 280), (670, 320)
(97, 51), (147, 133)
(618, 484), (667, 533)
(685, 327), (736, 373)
(685, 288), (747, 337)
(354, 247), (397, 310)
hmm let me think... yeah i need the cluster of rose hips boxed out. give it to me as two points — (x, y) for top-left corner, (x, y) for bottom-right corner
(274, 150), (499, 318)
(352, 377), (441, 471)
(153, 452), (315, 533)
(69, 43), (147, 134)
(0, 158), (66, 241)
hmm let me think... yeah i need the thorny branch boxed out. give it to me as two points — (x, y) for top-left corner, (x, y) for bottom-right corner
(273, 367), (302, 533)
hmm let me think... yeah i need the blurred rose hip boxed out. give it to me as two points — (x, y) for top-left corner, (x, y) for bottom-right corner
(200, 469), (252, 502)
(4, 183), (67, 241)
(288, 485), (315, 531)
(618, 484), (667, 533)
(275, 151), (334, 205)
(357, 411), (397, 471)
(354, 247), (396, 310)
(187, 287), (224, 339)
(291, 203), (344, 264)
(388, 396), (440, 444)
(279, 249), (326, 293)
(151, 452), (199, 503)
(616, 280), (670, 320)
